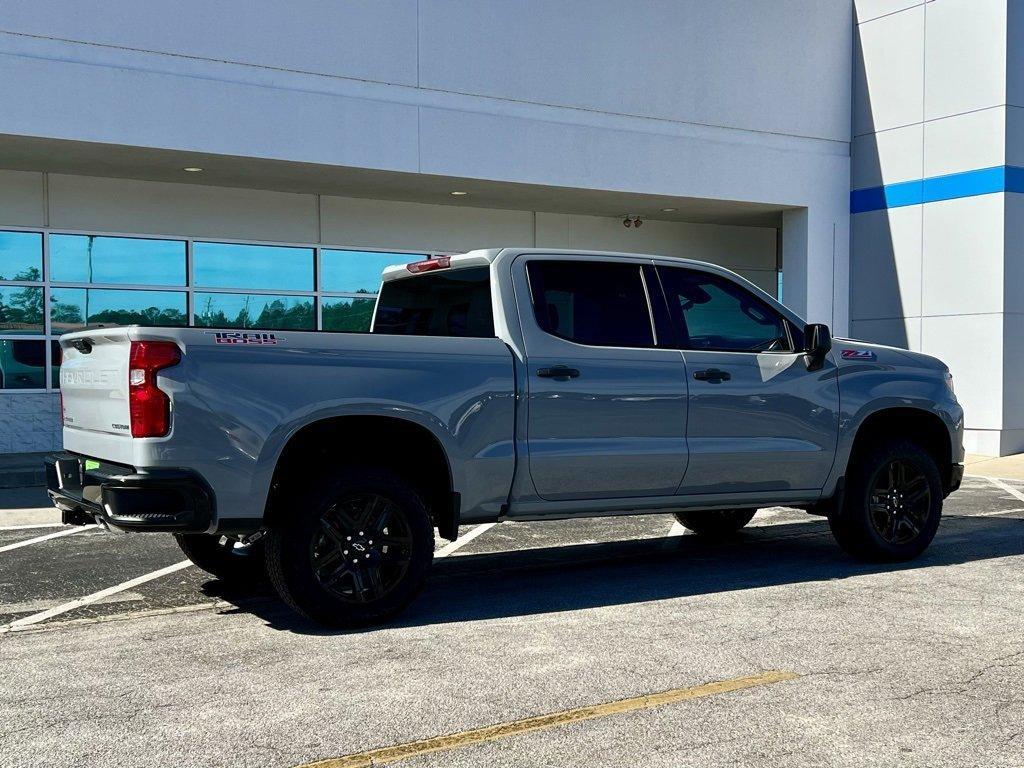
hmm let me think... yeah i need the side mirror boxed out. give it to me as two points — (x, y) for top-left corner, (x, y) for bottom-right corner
(803, 323), (831, 371)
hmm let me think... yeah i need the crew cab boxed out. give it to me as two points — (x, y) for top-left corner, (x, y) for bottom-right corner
(47, 248), (964, 626)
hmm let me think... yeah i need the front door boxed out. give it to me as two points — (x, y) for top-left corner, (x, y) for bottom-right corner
(515, 256), (688, 501)
(655, 264), (840, 495)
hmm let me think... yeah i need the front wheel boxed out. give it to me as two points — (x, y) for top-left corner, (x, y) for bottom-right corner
(829, 439), (942, 562)
(265, 467), (435, 628)
(673, 508), (756, 537)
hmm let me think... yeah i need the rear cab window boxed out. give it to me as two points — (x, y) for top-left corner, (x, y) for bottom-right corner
(372, 266), (495, 337)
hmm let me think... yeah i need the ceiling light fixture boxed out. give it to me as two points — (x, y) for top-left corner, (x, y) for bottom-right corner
(183, 167), (204, 173)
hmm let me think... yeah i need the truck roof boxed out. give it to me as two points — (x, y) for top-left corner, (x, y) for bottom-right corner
(379, 248), (728, 283)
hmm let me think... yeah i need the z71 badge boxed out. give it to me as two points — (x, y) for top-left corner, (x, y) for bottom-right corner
(841, 348), (876, 361)
(207, 332), (279, 345)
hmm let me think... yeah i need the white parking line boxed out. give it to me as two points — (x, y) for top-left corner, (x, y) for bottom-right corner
(966, 507), (1024, 518)
(0, 524), (97, 553)
(1, 560), (193, 633)
(435, 523), (496, 558)
(986, 476), (1024, 504)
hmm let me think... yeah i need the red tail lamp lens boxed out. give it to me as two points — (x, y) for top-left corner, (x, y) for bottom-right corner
(128, 341), (181, 438)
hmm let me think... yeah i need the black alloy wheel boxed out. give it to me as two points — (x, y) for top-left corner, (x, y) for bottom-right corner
(828, 439), (943, 562)
(265, 466), (435, 627)
(310, 492), (413, 604)
(867, 459), (932, 545)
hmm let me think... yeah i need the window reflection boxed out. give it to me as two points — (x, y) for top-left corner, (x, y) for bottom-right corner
(320, 250), (420, 294)
(194, 242), (313, 291)
(0, 339), (46, 389)
(50, 234), (186, 286)
(322, 296), (377, 332)
(0, 231), (43, 283)
(0, 285), (44, 333)
(194, 292), (314, 330)
(50, 288), (187, 331)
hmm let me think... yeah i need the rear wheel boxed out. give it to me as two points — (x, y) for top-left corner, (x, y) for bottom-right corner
(174, 533), (266, 583)
(673, 508), (756, 537)
(829, 439), (942, 562)
(265, 467), (434, 628)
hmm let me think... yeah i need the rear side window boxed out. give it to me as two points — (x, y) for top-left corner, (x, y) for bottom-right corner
(657, 266), (792, 352)
(372, 266), (494, 337)
(527, 260), (654, 348)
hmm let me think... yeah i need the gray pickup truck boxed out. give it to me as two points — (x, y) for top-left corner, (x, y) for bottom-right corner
(47, 248), (964, 627)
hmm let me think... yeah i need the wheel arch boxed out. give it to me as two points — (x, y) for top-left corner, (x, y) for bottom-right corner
(848, 406), (953, 489)
(263, 414), (458, 540)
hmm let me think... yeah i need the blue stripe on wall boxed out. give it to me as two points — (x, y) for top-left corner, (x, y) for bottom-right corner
(851, 165), (1024, 213)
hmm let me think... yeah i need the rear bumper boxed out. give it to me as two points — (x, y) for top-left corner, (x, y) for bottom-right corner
(45, 452), (214, 533)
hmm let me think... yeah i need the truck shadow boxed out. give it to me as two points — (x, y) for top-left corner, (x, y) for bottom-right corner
(217, 515), (1024, 634)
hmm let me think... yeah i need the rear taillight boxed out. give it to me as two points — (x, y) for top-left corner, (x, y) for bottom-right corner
(406, 256), (451, 273)
(128, 341), (181, 438)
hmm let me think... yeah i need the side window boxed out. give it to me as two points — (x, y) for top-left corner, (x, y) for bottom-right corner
(527, 260), (654, 348)
(657, 266), (792, 352)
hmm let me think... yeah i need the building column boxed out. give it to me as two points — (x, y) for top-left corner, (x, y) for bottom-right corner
(851, 0), (1015, 455)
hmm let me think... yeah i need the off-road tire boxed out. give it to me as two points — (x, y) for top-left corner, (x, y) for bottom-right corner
(829, 439), (942, 562)
(265, 466), (434, 628)
(673, 508), (757, 537)
(174, 533), (267, 583)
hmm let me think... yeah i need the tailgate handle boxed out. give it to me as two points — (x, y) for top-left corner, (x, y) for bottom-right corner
(71, 338), (93, 353)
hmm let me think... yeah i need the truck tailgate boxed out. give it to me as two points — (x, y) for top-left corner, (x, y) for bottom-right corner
(59, 329), (133, 438)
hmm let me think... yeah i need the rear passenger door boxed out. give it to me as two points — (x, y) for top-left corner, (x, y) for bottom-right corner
(514, 255), (688, 501)
(656, 265), (840, 495)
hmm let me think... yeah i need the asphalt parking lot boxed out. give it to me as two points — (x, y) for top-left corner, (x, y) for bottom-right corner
(1, 476), (1023, 767)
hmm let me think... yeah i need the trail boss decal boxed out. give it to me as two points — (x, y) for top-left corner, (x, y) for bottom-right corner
(841, 348), (876, 361)
(207, 332), (280, 345)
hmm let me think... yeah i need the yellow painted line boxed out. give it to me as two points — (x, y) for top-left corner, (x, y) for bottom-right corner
(296, 670), (799, 768)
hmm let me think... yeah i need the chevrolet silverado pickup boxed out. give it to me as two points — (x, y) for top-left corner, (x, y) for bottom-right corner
(47, 248), (965, 626)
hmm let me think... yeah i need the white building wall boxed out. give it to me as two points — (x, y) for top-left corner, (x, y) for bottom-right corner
(0, 1), (853, 455)
(851, 0), (1015, 455)
(0, 1), (852, 322)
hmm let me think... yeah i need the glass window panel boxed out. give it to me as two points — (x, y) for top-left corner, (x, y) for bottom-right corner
(322, 296), (377, 332)
(525, 261), (653, 348)
(0, 285), (44, 334)
(373, 267), (495, 338)
(50, 234), (186, 286)
(0, 231), (43, 282)
(0, 339), (46, 389)
(320, 250), (422, 294)
(194, 292), (314, 330)
(657, 267), (791, 352)
(50, 287), (187, 332)
(193, 242), (313, 291)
